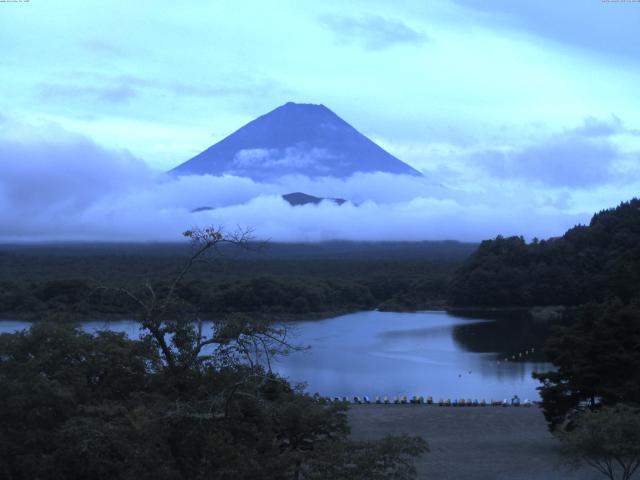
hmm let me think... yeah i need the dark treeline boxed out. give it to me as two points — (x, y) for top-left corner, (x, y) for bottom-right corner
(449, 198), (640, 307)
(0, 241), (475, 320)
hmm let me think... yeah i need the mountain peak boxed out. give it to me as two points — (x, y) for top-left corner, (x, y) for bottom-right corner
(280, 101), (329, 110)
(171, 103), (421, 180)
(282, 101), (324, 108)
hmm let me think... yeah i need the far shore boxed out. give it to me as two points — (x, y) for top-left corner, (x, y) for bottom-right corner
(447, 304), (571, 322)
(0, 308), (361, 324)
(0, 306), (467, 324)
(0, 305), (568, 323)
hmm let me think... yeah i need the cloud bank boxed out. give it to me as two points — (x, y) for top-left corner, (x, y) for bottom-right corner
(1, 120), (637, 243)
(472, 117), (638, 187)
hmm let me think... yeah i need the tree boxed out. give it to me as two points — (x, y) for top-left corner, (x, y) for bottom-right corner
(533, 302), (640, 431)
(558, 404), (640, 480)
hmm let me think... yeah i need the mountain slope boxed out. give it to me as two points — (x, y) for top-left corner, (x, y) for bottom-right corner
(171, 102), (421, 180)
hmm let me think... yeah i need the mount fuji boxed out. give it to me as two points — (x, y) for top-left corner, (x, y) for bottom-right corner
(171, 102), (421, 180)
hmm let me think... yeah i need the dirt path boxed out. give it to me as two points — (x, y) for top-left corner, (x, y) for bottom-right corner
(348, 405), (601, 480)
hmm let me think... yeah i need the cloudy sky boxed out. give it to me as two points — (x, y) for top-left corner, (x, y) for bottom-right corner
(1, 0), (639, 241)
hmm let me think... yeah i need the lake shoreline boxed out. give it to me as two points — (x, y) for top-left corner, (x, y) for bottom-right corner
(447, 305), (571, 322)
(0, 306), (458, 324)
(1, 303), (571, 324)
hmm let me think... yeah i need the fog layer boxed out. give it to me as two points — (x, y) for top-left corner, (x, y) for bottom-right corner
(0, 123), (616, 242)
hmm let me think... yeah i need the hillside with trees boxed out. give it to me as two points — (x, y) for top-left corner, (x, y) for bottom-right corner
(449, 199), (640, 307)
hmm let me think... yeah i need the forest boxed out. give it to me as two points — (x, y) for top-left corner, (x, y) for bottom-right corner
(0, 241), (475, 321)
(449, 198), (640, 307)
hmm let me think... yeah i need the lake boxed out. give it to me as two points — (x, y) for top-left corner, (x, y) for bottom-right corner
(0, 310), (554, 400)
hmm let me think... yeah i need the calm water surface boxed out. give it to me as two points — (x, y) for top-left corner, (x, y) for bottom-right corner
(275, 310), (551, 400)
(0, 311), (553, 400)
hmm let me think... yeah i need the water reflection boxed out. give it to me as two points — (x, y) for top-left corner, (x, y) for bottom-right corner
(274, 311), (554, 399)
(452, 316), (556, 362)
(447, 313), (567, 387)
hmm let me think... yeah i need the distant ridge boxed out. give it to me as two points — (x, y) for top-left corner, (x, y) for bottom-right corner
(282, 192), (347, 206)
(171, 102), (421, 180)
(190, 191), (347, 212)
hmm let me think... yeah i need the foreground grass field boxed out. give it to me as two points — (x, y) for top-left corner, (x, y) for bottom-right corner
(348, 405), (600, 480)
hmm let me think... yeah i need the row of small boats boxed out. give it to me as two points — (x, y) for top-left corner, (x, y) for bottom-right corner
(313, 395), (534, 407)
(498, 347), (536, 364)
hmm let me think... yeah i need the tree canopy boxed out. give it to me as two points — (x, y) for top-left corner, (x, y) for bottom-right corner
(450, 199), (640, 307)
(533, 301), (640, 431)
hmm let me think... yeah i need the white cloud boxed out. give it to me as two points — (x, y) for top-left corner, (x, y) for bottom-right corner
(2, 120), (638, 243)
(231, 147), (331, 170)
(232, 148), (277, 167)
(0, 120), (152, 217)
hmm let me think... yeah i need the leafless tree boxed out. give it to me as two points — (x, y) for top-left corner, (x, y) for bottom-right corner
(97, 226), (298, 376)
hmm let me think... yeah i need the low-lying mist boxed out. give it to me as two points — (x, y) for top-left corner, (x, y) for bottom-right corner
(0, 122), (595, 243)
